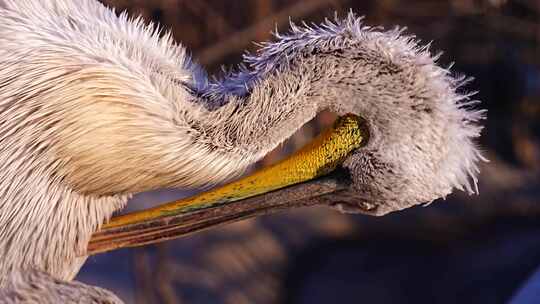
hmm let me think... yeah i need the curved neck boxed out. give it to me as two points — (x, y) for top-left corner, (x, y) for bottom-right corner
(199, 51), (358, 162)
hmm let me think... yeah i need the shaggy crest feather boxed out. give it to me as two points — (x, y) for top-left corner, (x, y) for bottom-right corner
(0, 0), (484, 299)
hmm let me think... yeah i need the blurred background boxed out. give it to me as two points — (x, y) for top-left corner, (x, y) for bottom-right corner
(79, 0), (540, 303)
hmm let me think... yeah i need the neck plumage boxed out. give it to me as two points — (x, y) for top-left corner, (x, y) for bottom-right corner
(189, 16), (483, 213)
(191, 22), (441, 175)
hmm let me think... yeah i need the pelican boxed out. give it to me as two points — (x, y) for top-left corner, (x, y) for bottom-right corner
(0, 0), (485, 302)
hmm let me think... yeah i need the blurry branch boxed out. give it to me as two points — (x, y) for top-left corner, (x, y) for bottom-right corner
(515, 0), (540, 14)
(328, 0), (344, 11)
(155, 244), (180, 304)
(183, 0), (234, 37)
(133, 249), (154, 304)
(254, 0), (274, 41)
(384, 1), (451, 18)
(480, 15), (539, 41)
(197, 0), (336, 66)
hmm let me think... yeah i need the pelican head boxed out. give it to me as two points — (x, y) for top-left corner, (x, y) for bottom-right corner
(0, 0), (484, 292)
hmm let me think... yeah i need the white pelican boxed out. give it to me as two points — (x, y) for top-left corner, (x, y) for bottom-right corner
(0, 0), (485, 302)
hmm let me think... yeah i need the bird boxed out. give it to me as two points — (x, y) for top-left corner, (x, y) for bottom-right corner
(0, 0), (485, 302)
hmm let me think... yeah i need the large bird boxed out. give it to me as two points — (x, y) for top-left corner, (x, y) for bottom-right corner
(0, 0), (484, 302)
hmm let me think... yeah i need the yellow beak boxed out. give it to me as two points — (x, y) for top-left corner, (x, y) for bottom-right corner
(87, 114), (367, 255)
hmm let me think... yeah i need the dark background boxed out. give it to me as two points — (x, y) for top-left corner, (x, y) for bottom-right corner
(79, 1), (540, 303)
